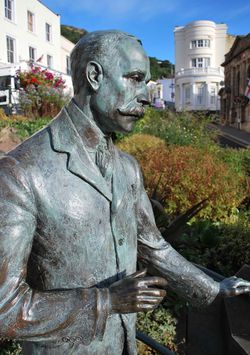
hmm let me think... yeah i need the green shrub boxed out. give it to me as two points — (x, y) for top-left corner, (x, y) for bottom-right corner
(129, 108), (219, 151)
(0, 339), (21, 354)
(10, 118), (51, 140)
(217, 147), (250, 177)
(136, 304), (178, 354)
(0, 110), (51, 140)
(177, 213), (250, 276)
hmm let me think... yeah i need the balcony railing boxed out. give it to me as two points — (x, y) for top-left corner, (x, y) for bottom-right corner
(176, 67), (224, 77)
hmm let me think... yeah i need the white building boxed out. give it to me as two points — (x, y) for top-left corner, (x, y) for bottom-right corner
(158, 78), (175, 104)
(147, 80), (164, 107)
(174, 20), (235, 112)
(0, 0), (74, 107)
(147, 78), (175, 109)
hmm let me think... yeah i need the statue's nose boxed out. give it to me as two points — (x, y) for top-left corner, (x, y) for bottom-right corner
(137, 94), (150, 106)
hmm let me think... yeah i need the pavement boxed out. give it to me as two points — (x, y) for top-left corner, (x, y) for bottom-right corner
(211, 123), (250, 147)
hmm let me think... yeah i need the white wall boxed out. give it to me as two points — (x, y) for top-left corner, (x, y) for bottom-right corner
(158, 78), (175, 103)
(174, 20), (228, 72)
(61, 35), (74, 75)
(0, 0), (62, 70)
(0, 0), (75, 96)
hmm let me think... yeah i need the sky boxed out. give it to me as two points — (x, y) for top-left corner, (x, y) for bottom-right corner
(41, 0), (250, 64)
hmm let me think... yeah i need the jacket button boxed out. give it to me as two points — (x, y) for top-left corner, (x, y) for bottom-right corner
(118, 238), (124, 246)
(62, 336), (71, 342)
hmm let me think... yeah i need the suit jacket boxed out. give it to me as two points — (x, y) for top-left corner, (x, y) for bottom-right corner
(0, 100), (218, 354)
(0, 100), (167, 354)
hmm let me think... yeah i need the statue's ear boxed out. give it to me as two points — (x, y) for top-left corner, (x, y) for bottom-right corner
(86, 61), (103, 91)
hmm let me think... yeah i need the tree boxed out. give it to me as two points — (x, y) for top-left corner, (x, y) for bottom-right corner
(61, 25), (88, 44)
(149, 57), (174, 81)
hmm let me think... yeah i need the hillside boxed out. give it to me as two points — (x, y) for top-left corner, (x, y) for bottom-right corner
(149, 57), (174, 80)
(61, 25), (174, 80)
(61, 25), (88, 44)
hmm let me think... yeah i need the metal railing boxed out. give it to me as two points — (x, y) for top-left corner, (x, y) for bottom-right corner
(136, 331), (176, 355)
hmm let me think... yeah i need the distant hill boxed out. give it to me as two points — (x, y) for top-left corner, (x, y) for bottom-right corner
(149, 57), (174, 80)
(61, 25), (88, 44)
(61, 25), (174, 80)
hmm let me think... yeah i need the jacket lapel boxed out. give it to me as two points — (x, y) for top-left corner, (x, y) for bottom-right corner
(49, 107), (112, 202)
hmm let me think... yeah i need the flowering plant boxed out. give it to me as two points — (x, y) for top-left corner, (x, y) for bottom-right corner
(17, 64), (69, 118)
(17, 64), (66, 90)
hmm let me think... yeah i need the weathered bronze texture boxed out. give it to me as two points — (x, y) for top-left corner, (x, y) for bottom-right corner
(0, 30), (250, 355)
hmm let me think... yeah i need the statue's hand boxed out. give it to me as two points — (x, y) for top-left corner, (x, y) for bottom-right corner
(109, 269), (167, 314)
(220, 276), (250, 297)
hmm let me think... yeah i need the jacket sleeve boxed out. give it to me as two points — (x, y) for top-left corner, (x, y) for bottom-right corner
(0, 156), (108, 344)
(134, 161), (220, 307)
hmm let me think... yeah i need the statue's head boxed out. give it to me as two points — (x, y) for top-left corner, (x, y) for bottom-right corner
(70, 30), (151, 134)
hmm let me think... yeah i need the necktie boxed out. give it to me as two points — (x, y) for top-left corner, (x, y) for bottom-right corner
(96, 137), (114, 181)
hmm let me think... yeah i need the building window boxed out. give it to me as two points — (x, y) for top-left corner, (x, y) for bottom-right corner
(210, 87), (216, 105)
(5, 0), (14, 21)
(236, 71), (240, 96)
(191, 39), (210, 48)
(6, 36), (15, 63)
(66, 56), (71, 75)
(197, 84), (205, 105)
(47, 55), (53, 68)
(184, 85), (191, 104)
(27, 11), (35, 32)
(192, 57), (210, 68)
(45, 23), (52, 42)
(29, 46), (36, 62)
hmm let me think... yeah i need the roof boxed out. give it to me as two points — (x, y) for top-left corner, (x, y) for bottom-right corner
(38, 0), (60, 17)
(222, 33), (250, 66)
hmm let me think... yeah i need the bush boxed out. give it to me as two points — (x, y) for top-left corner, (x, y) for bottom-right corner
(17, 64), (70, 118)
(137, 304), (178, 354)
(217, 147), (250, 178)
(178, 213), (250, 276)
(129, 108), (219, 151)
(0, 109), (51, 140)
(0, 338), (21, 354)
(117, 134), (248, 221)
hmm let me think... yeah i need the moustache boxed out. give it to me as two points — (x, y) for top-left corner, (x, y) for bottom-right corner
(118, 100), (145, 118)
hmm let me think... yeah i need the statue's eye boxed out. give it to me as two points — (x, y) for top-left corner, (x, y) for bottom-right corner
(124, 72), (144, 83)
(130, 74), (142, 82)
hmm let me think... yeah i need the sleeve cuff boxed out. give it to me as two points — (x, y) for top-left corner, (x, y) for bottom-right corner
(95, 288), (110, 340)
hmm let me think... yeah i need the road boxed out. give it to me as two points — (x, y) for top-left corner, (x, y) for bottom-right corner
(208, 123), (249, 149)
(218, 134), (248, 148)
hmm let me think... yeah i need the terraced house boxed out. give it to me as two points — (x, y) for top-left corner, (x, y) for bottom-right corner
(0, 0), (74, 109)
(219, 34), (250, 132)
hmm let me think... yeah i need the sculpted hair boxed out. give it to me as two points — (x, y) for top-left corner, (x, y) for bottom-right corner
(70, 30), (142, 95)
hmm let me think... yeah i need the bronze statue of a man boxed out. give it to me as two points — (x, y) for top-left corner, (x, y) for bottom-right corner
(0, 30), (249, 355)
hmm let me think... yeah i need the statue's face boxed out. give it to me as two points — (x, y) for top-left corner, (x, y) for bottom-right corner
(91, 38), (151, 134)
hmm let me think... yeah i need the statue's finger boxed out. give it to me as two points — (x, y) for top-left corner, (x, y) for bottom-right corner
(122, 295), (165, 305)
(136, 303), (160, 311)
(137, 276), (168, 288)
(129, 269), (147, 279)
(137, 288), (166, 298)
(117, 302), (155, 313)
(235, 286), (250, 295)
(233, 278), (250, 288)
